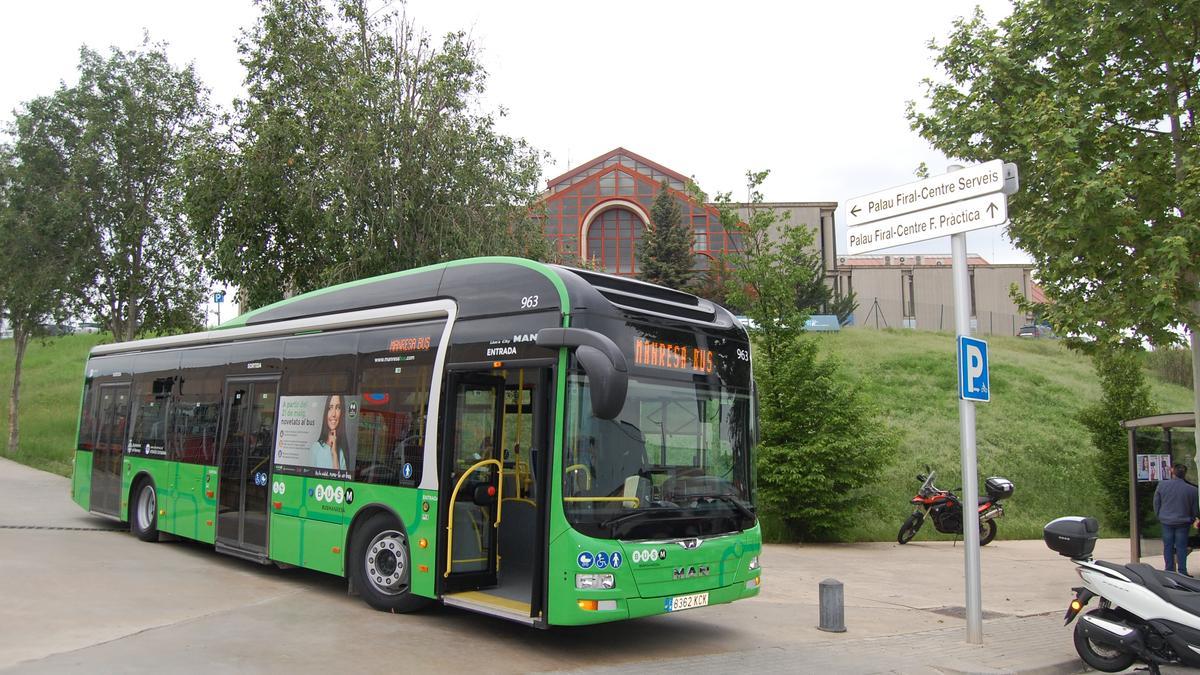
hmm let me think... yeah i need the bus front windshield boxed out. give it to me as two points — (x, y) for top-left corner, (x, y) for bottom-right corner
(563, 372), (756, 540)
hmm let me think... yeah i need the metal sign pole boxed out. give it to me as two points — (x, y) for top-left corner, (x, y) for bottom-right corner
(949, 163), (983, 644)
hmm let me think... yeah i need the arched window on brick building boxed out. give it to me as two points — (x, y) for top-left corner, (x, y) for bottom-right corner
(585, 207), (644, 275)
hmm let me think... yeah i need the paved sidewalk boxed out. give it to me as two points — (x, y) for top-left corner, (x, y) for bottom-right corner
(547, 612), (1088, 674)
(1, 457), (1174, 673)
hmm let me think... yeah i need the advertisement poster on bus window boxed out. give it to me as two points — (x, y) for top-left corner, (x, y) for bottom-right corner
(1137, 453), (1172, 482)
(274, 395), (359, 480)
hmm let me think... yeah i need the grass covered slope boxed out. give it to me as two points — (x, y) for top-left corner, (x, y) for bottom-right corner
(0, 333), (104, 476)
(814, 328), (1195, 542)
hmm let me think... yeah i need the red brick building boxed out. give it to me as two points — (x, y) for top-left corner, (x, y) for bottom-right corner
(535, 148), (746, 276)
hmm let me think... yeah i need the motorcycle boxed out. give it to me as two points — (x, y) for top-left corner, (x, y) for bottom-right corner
(1044, 516), (1200, 674)
(896, 466), (1013, 545)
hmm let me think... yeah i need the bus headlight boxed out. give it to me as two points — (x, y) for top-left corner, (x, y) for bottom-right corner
(748, 555), (760, 571)
(576, 573), (615, 589)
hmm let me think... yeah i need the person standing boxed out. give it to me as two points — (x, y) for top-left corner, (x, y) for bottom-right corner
(1154, 463), (1200, 575)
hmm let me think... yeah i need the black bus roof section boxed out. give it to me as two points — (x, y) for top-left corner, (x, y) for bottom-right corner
(232, 257), (736, 332)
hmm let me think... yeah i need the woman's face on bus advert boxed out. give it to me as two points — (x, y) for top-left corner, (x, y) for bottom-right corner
(326, 395), (343, 431)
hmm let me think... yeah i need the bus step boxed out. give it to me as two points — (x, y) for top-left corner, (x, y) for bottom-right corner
(443, 591), (535, 626)
(214, 541), (270, 565)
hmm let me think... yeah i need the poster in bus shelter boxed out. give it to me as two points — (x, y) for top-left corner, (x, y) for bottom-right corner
(1137, 454), (1172, 482)
(274, 395), (359, 480)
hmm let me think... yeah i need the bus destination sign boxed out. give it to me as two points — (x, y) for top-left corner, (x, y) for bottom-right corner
(634, 338), (715, 374)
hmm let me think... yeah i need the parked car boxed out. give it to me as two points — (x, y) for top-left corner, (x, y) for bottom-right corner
(1018, 324), (1054, 338)
(75, 322), (101, 334)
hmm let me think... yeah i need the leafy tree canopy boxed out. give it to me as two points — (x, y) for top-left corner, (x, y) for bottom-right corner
(188, 0), (547, 309)
(908, 1), (1200, 349)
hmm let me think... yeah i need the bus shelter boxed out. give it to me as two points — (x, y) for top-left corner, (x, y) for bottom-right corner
(1122, 413), (1196, 563)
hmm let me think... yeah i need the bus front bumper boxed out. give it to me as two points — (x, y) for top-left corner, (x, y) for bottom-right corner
(556, 575), (761, 626)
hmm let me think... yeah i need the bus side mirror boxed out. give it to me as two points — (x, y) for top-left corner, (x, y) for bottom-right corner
(535, 328), (628, 420)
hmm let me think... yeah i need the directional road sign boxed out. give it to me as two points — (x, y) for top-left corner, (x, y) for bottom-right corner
(846, 192), (1007, 255)
(958, 336), (990, 403)
(846, 159), (1005, 227)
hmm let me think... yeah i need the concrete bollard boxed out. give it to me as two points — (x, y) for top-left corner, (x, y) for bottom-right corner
(818, 578), (846, 632)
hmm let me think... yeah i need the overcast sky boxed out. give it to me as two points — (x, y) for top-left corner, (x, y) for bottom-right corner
(0, 1), (1029, 319)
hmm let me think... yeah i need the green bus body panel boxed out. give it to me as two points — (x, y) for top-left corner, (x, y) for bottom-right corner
(169, 464), (218, 544)
(339, 484), (438, 599)
(118, 458), (217, 543)
(122, 456), (175, 526)
(544, 524), (762, 626)
(267, 474), (437, 597)
(72, 450), (92, 510)
(269, 515), (343, 576)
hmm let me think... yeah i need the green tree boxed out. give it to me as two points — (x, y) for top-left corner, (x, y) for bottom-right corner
(689, 256), (743, 312)
(42, 42), (214, 341)
(793, 255), (858, 325)
(710, 171), (892, 540)
(1077, 348), (1156, 531)
(639, 179), (693, 289)
(188, 0), (545, 309)
(0, 99), (90, 453)
(908, 1), (1200, 435)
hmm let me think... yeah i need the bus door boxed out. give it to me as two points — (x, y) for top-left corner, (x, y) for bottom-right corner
(216, 377), (279, 556)
(441, 366), (551, 620)
(441, 372), (505, 593)
(90, 384), (130, 517)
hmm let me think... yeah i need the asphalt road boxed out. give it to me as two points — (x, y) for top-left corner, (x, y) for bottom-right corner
(0, 456), (1152, 673)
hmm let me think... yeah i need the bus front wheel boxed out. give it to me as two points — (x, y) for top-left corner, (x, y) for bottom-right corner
(350, 513), (430, 613)
(130, 479), (160, 542)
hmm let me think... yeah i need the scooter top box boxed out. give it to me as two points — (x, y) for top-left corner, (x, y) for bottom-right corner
(1044, 516), (1099, 558)
(985, 476), (1014, 500)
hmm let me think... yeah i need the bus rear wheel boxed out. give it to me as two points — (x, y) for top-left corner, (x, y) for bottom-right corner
(130, 479), (159, 542)
(350, 513), (430, 613)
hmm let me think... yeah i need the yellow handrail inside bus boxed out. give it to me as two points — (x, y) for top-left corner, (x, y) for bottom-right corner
(564, 464), (592, 490)
(563, 496), (640, 507)
(445, 458), (503, 578)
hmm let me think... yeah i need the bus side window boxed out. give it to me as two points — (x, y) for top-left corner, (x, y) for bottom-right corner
(174, 346), (229, 465)
(353, 322), (444, 486)
(78, 380), (98, 452)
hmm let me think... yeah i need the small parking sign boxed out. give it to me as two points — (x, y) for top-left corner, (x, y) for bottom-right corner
(958, 336), (990, 403)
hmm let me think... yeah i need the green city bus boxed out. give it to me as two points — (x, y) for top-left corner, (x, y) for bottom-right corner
(71, 257), (761, 626)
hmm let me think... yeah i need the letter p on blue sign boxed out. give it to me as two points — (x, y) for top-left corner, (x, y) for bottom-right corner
(958, 336), (990, 403)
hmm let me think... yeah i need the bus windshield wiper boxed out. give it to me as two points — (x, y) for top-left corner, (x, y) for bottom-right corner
(600, 509), (653, 534)
(690, 493), (756, 520)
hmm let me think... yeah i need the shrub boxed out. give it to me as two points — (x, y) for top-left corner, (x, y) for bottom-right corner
(1077, 347), (1156, 532)
(755, 335), (895, 541)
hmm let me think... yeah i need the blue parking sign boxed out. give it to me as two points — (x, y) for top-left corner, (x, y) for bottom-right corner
(958, 336), (990, 402)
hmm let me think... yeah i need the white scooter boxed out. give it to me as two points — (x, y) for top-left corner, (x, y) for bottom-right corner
(1044, 516), (1200, 674)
